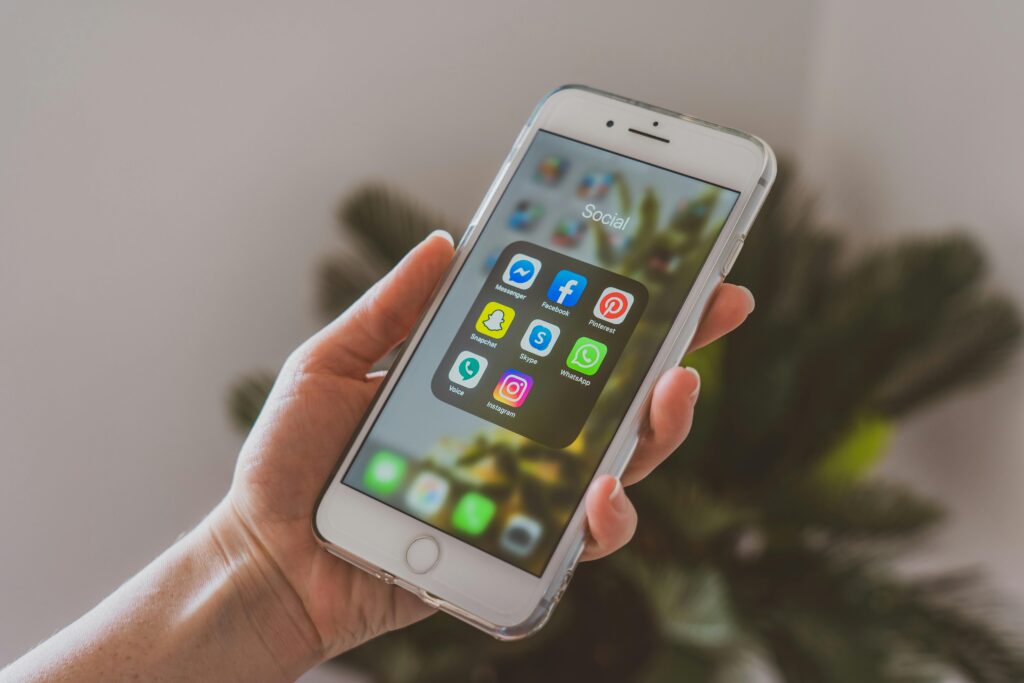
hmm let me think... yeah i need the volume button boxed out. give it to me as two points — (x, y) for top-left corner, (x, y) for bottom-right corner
(511, 125), (529, 153)
(721, 237), (744, 277)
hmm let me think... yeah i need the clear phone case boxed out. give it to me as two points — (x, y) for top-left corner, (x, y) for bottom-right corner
(315, 84), (776, 640)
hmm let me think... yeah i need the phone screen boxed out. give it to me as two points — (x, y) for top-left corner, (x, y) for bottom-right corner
(341, 130), (740, 575)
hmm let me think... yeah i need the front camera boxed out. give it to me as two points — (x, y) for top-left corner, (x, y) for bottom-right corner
(606, 120), (614, 128)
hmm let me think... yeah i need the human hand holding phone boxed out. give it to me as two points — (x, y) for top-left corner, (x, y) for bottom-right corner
(3, 82), (771, 680)
(3, 229), (754, 680)
(221, 229), (754, 661)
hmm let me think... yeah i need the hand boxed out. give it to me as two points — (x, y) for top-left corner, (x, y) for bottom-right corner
(215, 230), (755, 663)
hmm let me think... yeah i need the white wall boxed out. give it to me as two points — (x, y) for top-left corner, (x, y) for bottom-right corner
(800, 1), (1024, 601)
(0, 0), (820, 665)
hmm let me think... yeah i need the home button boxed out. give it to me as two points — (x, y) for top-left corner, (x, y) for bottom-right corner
(405, 536), (441, 574)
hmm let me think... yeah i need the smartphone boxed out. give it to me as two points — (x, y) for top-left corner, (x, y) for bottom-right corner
(314, 85), (775, 639)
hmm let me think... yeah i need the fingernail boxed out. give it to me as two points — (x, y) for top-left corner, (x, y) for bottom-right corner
(428, 229), (454, 246)
(738, 285), (755, 313)
(608, 478), (628, 514)
(684, 366), (701, 401)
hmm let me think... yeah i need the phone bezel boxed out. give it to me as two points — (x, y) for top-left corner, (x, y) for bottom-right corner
(314, 85), (774, 636)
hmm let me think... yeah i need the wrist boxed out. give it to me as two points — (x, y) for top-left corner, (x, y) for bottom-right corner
(203, 501), (325, 677)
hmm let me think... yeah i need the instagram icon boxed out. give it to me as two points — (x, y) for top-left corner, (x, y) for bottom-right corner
(493, 370), (533, 407)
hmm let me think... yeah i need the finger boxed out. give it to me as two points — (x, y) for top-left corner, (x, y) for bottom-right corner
(689, 284), (755, 352)
(299, 230), (455, 377)
(622, 366), (700, 485)
(616, 286), (751, 486)
(581, 475), (637, 561)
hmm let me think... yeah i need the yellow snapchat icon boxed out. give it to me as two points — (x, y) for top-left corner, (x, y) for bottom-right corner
(475, 301), (516, 339)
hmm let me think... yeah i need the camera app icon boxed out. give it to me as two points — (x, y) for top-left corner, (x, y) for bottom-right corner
(492, 369), (534, 408)
(500, 514), (543, 557)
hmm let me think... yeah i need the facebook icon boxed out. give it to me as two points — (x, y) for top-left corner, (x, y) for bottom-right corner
(546, 269), (588, 307)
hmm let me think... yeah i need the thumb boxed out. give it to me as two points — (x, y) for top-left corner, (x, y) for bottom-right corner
(298, 230), (455, 377)
(581, 475), (638, 561)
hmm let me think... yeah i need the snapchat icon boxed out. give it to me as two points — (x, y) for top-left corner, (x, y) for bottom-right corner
(475, 301), (516, 339)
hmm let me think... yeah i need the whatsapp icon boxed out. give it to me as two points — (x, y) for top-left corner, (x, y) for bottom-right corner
(565, 337), (608, 376)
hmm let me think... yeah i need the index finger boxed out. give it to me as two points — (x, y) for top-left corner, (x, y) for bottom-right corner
(689, 284), (755, 351)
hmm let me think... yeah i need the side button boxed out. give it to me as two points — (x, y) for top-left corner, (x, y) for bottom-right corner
(553, 568), (575, 604)
(721, 237), (745, 277)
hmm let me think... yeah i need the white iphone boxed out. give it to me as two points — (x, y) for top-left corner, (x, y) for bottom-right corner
(314, 85), (775, 639)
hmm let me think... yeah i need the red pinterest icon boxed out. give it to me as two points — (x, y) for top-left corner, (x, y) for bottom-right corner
(593, 287), (635, 324)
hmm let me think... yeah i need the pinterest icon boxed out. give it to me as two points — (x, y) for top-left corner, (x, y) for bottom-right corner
(593, 287), (635, 324)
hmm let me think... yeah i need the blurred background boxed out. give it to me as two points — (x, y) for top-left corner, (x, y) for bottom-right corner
(2, 2), (1022, 681)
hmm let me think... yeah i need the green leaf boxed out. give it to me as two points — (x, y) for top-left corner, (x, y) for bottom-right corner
(339, 184), (450, 264)
(226, 371), (274, 432)
(684, 340), (724, 396)
(816, 415), (892, 485)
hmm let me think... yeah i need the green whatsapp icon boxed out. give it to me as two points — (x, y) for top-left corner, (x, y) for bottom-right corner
(566, 337), (608, 376)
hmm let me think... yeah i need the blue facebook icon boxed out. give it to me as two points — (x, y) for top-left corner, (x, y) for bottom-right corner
(546, 270), (588, 307)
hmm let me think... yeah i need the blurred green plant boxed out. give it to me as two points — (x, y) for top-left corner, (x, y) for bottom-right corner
(229, 166), (1024, 682)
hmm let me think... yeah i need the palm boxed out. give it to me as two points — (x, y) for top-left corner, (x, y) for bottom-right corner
(231, 368), (433, 656)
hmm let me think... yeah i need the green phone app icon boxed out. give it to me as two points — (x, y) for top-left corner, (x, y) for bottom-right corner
(363, 450), (407, 495)
(451, 492), (497, 535)
(566, 337), (608, 376)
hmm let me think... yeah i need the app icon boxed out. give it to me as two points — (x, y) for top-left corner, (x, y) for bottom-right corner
(451, 492), (497, 535)
(475, 301), (516, 339)
(566, 337), (608, 376)
(508, 200), (544, 230)
(363, 450), (407, 495)
(405, 471), (450, 517)
(546, 270), (588, 307)
(449, 350), (488, 388)
(673, 196), (710, 224)
(551, 218), (587, 247)
(534, 156), (569, 186)
(493, 369), (533, 407)
(520, 319), (561, 357)
(501, 254), (542, 290)
(593, 287), (635, 324)
(577, 171), (615, 200)
(483, 247), (502, 273)
(500, 514), (543, 556)
(645, 247), (676, 275)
